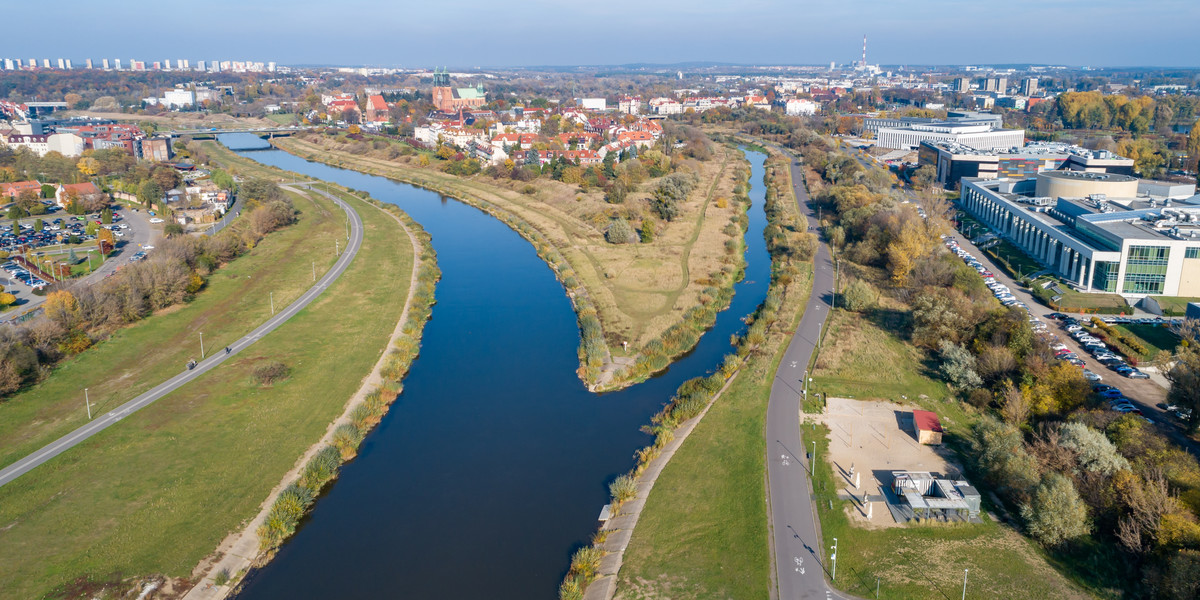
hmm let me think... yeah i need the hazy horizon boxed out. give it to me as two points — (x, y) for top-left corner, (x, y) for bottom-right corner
(6, 0), (1199, 69)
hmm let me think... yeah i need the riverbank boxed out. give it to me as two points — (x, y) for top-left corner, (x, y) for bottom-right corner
(272, 133), (745, 391)
(569, 145), (818, 599)
(0, 184), (415, 599)
(183, 183), (435, 598)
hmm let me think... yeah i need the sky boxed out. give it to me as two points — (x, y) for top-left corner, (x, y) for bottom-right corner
(9, 0), (1200, 68)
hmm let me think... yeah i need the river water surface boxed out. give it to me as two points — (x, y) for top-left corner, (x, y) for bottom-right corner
(221, 134), (770, 599)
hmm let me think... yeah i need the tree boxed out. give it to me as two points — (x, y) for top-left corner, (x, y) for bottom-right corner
(1188, 122), (1200, 176)
(40, 184), (55, 199)
(1021, 472), (1091, 547)
(100, 209), (113, 224)
(1058, 422), (1129, 476)
(164, 223), (184, 237)
(77, 156), (100, 177)
(639, 219), (656, 243)
(938, 341), (982, 389)
(1167, 341), (1200, 433)
(0, 292), (15, 306)
(911, 164), (937, 190)
(32, 218), (42, 232)
(96, 228), (115, 251)
(137, 180), (162, 209)
(43, 290), (81, 329)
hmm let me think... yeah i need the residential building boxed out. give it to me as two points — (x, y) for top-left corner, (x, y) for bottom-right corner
(0, 181), (42, 199)
(138, 137), (172, 162)
(55, 182), (102, 208)
(649, 97), (683, 115)
(618, 96), (641, 115)
(959, 172), (1199, 296)
(579, 98), (606, 111)
(953, 77), (970, 92)
(785, 98), (819, 116)
(1020, 77), (1039, 96)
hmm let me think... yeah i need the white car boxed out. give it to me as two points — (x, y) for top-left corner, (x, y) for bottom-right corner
(149, 218), (164, 224)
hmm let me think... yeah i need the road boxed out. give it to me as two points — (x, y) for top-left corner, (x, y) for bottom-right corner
(764, 148), (855, 600)
(948, 231), (1200, 458)
(1, 204), (157, 323)
(0, 184), (361, 488)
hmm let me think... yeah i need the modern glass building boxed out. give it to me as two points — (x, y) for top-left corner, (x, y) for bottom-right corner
(959, 173), (1200, 298)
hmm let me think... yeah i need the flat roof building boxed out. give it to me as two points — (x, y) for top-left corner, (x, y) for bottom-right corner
(919, 141), (1135, 188)
(869, 112), (1019, 151)
(960, 172), (1200, 297)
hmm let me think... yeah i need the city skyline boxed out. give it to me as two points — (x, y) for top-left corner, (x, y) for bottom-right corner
(4, 0), (1197, 69)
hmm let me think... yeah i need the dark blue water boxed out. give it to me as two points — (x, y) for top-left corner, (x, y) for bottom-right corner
(223, 133), (770, 599)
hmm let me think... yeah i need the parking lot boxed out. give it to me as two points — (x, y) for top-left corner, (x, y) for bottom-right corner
(946, 233), (1171, 424)
(1, 203), (157, 322)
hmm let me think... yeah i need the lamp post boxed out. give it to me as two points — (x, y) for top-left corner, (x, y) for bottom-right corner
(85, 388), (92, 420)
(831, 537), (838, 580)
(199, 331), (204, 359)
(962, 568), (969, 600)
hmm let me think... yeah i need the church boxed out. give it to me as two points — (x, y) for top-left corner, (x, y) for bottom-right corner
(431, 68), (487, 112)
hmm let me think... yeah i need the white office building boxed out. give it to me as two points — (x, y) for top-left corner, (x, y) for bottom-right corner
(960, 171), (1200, 297)
(877, 122), (1024, 151)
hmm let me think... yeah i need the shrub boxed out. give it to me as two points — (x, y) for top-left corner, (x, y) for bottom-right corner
(938, 341), (982, 389)
(299, 446), (342, 491)
(568, 545), (605, 580)
(213, 568), (231, 586)
(605, 218), (637, 244)
(840, 279), (876, 312)
(332, 423), (363, 458)
(609, 474), (638, 504)
(254, 361), (290, 385)
(558, 578), (584, 600)
(1021, 472), (1091, 547)
(1059, 422), (1130, 475)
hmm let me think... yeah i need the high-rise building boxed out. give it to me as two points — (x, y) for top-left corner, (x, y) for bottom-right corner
(163, 59), (171, 70)
(180, 59), (190, 70)
(102, 58), (110, 70)
(953, 77), (969, 92)
(3, 59), (12, 70)
(64, 59), (72, 69)
(268, 61), (276, 72)
(983, 77), (1008, 93)
(42, 58), (51, 68)
(196, 60), (205, 71)
(114, 58), (122, 70)
(1021, 77), (1039, 96)
(85, 59), (93, 69)
(57, 58), (65, 69)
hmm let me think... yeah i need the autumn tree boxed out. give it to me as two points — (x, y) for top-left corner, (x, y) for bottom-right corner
(1021, 472), (1091, 547)
(43, 290), (81, 329)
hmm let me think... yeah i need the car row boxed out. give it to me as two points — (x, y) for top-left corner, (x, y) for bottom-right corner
(2, 261), (47, 290)
(1050, 314), (1150, 380)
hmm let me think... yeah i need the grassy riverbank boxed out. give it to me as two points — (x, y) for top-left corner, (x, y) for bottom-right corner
(273, 133), (744, 388)
(609, 147), (816, 599)
(0, 186), (414, 599)
(0, 187), (343, 471)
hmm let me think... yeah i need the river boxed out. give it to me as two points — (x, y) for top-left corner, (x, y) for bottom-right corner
(220, 133), (770, 599)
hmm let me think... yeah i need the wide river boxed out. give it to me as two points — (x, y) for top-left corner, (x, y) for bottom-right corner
(221, 134), (770, 599)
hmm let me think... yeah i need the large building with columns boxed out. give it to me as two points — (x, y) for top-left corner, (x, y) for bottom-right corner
(960, 171), (1199, 297)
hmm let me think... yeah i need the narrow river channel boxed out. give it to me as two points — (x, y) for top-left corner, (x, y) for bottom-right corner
(220, 134), (770, 599)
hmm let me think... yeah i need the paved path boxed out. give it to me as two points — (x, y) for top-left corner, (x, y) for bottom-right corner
(764, 148), (857, 600)
(0, 185), (362, 488)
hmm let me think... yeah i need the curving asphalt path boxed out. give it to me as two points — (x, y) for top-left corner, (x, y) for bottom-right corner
(764, 147), (857, 600)
(0, 184), (361, 489)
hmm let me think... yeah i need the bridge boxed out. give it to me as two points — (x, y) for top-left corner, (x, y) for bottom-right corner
(167, 126), (314, 140)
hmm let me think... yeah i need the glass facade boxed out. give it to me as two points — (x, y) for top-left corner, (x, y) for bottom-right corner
(1122, 245), (1170, 294)
(1187, 247), (1200, 259)
(1092, 261), (1119, 292)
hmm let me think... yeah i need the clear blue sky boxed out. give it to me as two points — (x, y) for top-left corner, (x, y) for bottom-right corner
(12, 0), (1199, 68)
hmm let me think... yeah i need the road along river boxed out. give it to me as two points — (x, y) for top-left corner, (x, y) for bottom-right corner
(223, 134), (772, 599)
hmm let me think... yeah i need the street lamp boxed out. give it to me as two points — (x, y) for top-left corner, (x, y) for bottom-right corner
(85, 388), (92, 420)
(831, 538), (838, 580)
(199, 331), (205, 358)
(962, 568), (969, 600)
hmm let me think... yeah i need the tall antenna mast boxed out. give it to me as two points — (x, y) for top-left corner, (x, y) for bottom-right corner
(861, 35), (867, 67)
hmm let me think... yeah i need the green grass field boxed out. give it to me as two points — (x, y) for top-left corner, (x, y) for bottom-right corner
(807, 423), (1098, 600)
(615, 264), (813, 600)
(811, 308), (953, 409)
(985, 239), (1043, 280)
(1153, 296), (1200, 316)
(1115, 323), (1181, 358)
(0, 190), (345, 471)
(0, 189), (413, 599)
